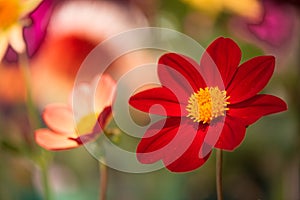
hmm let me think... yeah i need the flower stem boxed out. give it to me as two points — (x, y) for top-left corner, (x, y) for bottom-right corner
(216, 149), (223, 200)
(40, 154), (52, 200)
(99, 162), (108, 200)
(18, 52), (52, 200)
(19, 52), (40, 132)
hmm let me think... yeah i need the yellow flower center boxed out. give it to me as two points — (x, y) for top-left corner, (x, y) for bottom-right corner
(76, 113), (99, 136)
(186, 87), (230, 124)
(0, 0), (22, 30)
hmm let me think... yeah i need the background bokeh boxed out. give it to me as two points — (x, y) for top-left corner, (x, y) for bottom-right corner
(0, 0), (299, 199)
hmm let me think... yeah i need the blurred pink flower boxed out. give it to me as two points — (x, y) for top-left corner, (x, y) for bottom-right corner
(4, 0), (54, 62)
(247, 0), (297, 47)
(228, 0), (299, 70)
(35, 74), (116, 150)
(0, 0), (44, 61)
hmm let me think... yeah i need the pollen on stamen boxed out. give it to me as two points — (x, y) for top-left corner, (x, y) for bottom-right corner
(186, 87), (230, 124)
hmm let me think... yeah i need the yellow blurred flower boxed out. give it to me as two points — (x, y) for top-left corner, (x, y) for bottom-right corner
(182, 0), (262, 20)
(0, 0), (42, 61)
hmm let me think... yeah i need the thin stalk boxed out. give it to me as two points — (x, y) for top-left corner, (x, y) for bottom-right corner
(19, 52), (40, 131)
(40, 157), (51, 200)
(99, 162), (108, 200)
(18, 52), (52, 200)
(216, 149), (223, 200)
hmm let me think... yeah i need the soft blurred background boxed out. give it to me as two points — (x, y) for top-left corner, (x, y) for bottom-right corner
(0, 0), (299, 199)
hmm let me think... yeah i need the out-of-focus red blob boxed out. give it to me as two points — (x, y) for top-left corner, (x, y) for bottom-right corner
(0, 0), (150, 107)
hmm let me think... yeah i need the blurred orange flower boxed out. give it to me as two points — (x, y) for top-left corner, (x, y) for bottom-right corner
(35, 74), (116, 150)
(0, 0), (150, 106)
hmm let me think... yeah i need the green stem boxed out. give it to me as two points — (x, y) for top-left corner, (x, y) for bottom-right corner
(19, 52), (40, 131)
(40, 154), (51, 200)
(99, 162), (108, 200)
(216, 149), (223, 200)
(18, 52), (52, 200)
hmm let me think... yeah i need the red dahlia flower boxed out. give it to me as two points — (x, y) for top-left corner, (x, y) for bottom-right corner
(129, 37), (287, 172)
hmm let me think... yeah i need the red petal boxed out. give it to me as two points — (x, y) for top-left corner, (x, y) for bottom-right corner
(165, 127), (211, 172)
(158, 62), (193, 104)
(227, 56), (275, 103)
(166, 152), (210, 172)
(35, 129), (80, 150)
(228, 94), (287, 125)
(137, 118), (181, 164)
(137, 118), (210, 172)
(42, 104), (75, 135)
(158, 53), (206, 92)
(199, 37), (241, 88)
(137, 118), (197, 163)
(214, 116), (246, 151)
(200, 116), (226, 157)
(129, 87), (185, 116)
